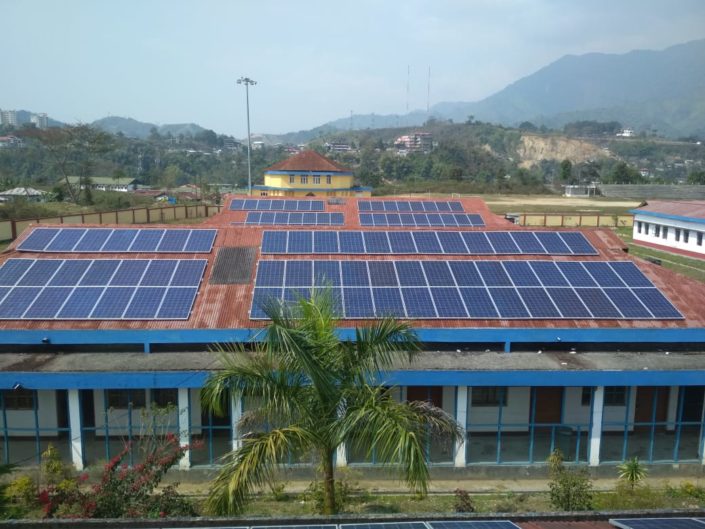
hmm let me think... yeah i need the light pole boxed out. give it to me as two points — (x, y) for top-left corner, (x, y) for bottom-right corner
(237, 76), (256, 196)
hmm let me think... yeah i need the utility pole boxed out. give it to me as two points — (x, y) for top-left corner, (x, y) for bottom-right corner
(237, 77), (256, 195)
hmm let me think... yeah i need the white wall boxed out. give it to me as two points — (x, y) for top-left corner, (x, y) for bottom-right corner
(563, 386), (636, 432)
(633, 214), (705, 256)
(0, 390), (59, 437)
(467, 387), (531, 432)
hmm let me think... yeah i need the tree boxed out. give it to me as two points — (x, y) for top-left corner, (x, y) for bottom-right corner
(687, 170), (705, 185)
(559, 159), (573, 183)
(201, 291), (461, 515)
(547, 449), (593, 511)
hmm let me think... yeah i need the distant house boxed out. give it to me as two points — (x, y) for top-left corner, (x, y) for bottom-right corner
(616, 128), (635, 137)
(0, 187), (49, 203)
(0, 135), (25, 149)
(394, 132), (432, 153)
(133, 189), (169, 201)
(631, 200), (705, 258)
(66, 176), (137, 192)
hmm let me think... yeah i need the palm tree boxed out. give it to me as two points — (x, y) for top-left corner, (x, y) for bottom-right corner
(201, 290), (461, 515)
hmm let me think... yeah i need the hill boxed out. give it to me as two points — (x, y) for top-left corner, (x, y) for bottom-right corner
(91, 116), (207, 139)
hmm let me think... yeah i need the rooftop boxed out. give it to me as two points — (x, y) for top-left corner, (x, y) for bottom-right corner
(631, 200), (705, 222)
(265, 150), (352, 173)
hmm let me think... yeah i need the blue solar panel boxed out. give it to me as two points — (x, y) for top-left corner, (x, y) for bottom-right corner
(363, 232), (391, 253)
(289, 212), (303, 224)
(157, 288), (199, 319)
(490, 287), (530, 318)
(359, 213), (373, 226)
(475, 261), (512, 286)
(462, 232), (494, 254)
(18, 260), (62, 286)
(503, 261), (541, 286)
(518, 287), (561, 318)
(609, 261), (654, 287)
(140, 260), (177, 286)
(395, 261), (426, 286)
(560, 231), (598, 254)
(359, 201), (371, 211)
(385, 213), (401, 226)
(255, 261), (284, 287)
(583, 261), (626, 287)
(577, 287), (621, 318)
(358, 213), (484, 227)
(611, 518), (705, 529)
(413, 232), (442, 253)
(170, 260), (206, 287)
(422, 261), (454, 286)
(288, 231), (313, 253)
(402, 288), (437, 317)
(449, 261), (483, 286)
(250, 287), (281, 318)
(556, 261), (598, 287)
(343, 523), (428, 529)
(259, 212), (275, 224)
(486, 232), (521, 254)
(58, 287), (104, 318)
(426, 213), (443, 226)
(388, 231), (416, 253)
(432, 287), (468, 317)
(343, 288), (374, 317)
(330, 213), (344, 225)
(184, 230), (217, 252)
(605, 288), (653, 318)
(341, 261), (369, 286)
(440, 213), (457, 226)
(284, 287), (312, 305)
(302, 212), (317, 225)
(368, 261), (398, 286)
(91, 287), (135, 319)
(45, 229), (86, 252)
(547, 287), (592, 318)
(530, 261), (569, 286)
(373, 288), (405, 317)
(123, 287), (166, 318)
(0, 259), (33, 286)
(459, 287), (498, 317)
(102, 229), (139, 252)
(423, 201), (439, 212)
(49, 260), (91, 286)
(0, 287), (41, 318)
(633, 288), (683, 318)
(313, 261), (340, 286)
(26, 287), (74, 318)
(74, 229), (113, 252)
(358, 200), (465, 213)
(285, 261), (312, 286)
(511, 232), (546, 254)
(313, 231), (339, 253)
(110, 260), (149, 286)
(245, 212), (343, 226)
(17, 228), (59, 251)
(339, 231), (365, 253)
(261, 231), (288, 253)
(230, 198), (325, 211)
(130, 230), (165, 252)
(437, 231), (467, 253)
(535, 231), (571, 253)
(429, 521), (521, 529)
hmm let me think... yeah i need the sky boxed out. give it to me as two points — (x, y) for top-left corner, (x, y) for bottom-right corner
(2, 0), (705, 137)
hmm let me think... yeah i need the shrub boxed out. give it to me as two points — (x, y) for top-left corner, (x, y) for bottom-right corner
(547, 449), (594, 511)
(617, 457), (647, 490)
(453, 488), (475, 513)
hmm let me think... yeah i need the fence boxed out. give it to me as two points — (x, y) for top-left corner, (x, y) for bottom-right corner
(0, 204), (223, 242)
(517, 213), (633, 228)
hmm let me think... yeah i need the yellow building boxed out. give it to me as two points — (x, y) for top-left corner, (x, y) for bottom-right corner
(253, 150), (371, 197)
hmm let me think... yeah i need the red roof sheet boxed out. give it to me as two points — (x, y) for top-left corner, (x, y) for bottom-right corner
(265, 150), (352, 173)
(1, 195), (704, 332)
(635, 200), (705, 220)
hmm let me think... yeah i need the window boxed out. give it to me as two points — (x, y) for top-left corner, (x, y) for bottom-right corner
(637, 221), (642, 234)
(654, 225), (660, 237)
(300, 175), (308, 184)
(3, 389), (34, 410)
(260, 192), (268, 196)
(313, 176), (320, 184)
(684, 230), (689, 243)
(289, 175), (295, 184)
(698, 232), (703, 246)
(662, 227), (668, 239)
(604, 386), (627, 406)
(152, 389), (178, 407)
(326, 175), (332, 184)
(472, 387), (506, 407)
(644, 222), (649, 235)
(106, 389), (146, 408)
(675, 228), (681, 242)
(581, 387), (592, 406)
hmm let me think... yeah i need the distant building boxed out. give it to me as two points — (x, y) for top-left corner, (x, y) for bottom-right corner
(0, 135), (25, 149)
(0, 187), (49, 203)
(30, 113), (49, 130)
(0, 110), (17, 127)
(616, 128), (635, 137)
(563, 184), (597, 197)
(631, 200), (705, 258)
(394, 131), (433, 153)
(251, 141), (265, 150)
(66, 176), (138, 193)
(325, 142), (352, 153)
(253, 149), (371, 198)
(222, 137), (241, 151)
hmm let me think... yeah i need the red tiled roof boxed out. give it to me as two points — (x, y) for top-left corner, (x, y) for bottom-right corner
(635, 200), (705, 220)
(265, 150), (352, 173)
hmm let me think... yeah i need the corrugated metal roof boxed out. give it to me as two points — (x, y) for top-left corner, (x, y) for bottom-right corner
(1, 196), (703, 332)
(634, 200), (705, 220)
(264, 150), (352, 173)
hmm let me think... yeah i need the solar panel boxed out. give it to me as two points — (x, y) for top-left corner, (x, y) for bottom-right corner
(260, 231), (596, 255)
(0, 258), (205, 320)
(245, 212), (343, 225)
(610, 518), (705, 529)
(314, 231), (339, 253)
(254, 525), (336, 529)
(511, 232), (546, 254)
(357, 200), (465, 213)
(230, 198), (325, 211)
(428, 522), (522, 529)
(248, 259), (683, 320)
(18, 228), (216, 253)
(358, 213), (484, 227)
(342, 523), (429, 529)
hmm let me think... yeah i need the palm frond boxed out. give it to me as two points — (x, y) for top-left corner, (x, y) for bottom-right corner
(205, 426), (314, 515)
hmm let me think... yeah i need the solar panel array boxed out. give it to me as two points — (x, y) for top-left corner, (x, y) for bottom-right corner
(359, 200), (465, 212)
(360, 213), (484, 227)
(611, 519), (705, 529)
(230, 199), (325, 211)
(0, 258), (206, 320)
(261, 230), (597, 255)
(428, 523), (521, 529)
(18, 228), (217, 253)
(250, 259), (683, 320)
(245, 212), (344, 226)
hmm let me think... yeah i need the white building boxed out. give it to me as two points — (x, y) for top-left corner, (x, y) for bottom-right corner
(30, 113), (49, 130)
(0, 110), (18, 127)
(631, 200), (705, 257)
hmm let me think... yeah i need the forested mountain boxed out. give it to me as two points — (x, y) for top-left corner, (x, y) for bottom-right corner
(91, 116), (207, 139)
